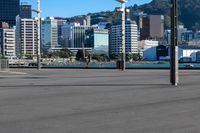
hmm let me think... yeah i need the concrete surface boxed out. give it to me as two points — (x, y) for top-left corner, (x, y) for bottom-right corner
(0, 69), (200, 133)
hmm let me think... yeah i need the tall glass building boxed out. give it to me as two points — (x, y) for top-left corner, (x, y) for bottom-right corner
(20, 2), (32, 19)
(0, 0), (20, 27)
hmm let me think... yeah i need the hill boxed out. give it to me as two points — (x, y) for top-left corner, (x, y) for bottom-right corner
(67, 0), (200, 30)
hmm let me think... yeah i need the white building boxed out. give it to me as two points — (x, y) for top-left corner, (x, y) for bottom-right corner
(141, 40), (159, 50)
(0, 28), (16, 58)
(41, 17), (58, 52)
(109, 20), (138, 55)
(178, 46), (200, 62)
(139, 40), (159, 60)
(16, 16), (38, 57)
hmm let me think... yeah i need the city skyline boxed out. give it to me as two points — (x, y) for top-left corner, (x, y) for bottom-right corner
(21, 0), (152, 17)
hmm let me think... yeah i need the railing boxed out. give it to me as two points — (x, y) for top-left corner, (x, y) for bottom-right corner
(0, 59), (9, 72)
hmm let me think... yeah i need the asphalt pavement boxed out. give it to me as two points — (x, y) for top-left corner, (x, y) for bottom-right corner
(0, 69), (200, 133)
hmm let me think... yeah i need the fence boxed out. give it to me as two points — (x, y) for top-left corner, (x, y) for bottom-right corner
(0, 59), (9, 72)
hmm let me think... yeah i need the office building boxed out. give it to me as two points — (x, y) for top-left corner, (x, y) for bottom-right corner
(85, 29), (109, 55)
(109, 20), (138, 56)
(20, 2), (32, 19)
(140, 15), (164, 40)
(0, 0), (20, 27)
(16, 16), (38, 57)
(181, 31), (194, 42)
(0, 22), (9, 55)
(0, 27), (16, 58)
(138, 40), (159, 59)
(140, 15), (150, 40)
(62, 23), (96, 48)
(149, 15), (164, 39)
(131, 12), (147, 40)
(177, 25), (187, 43)
(41, 17), (58, 52)
(55, 18), (66, 47)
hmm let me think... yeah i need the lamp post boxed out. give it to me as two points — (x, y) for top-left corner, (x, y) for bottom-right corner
(33, 0), (41, 70)
(115, 0), (126, 71)
(170, 0), (179, 86)
(37, 0), (41, 70)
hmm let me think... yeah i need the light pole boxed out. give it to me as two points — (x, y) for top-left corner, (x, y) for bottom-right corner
(170, 0), (179, 86)
(115, 0), (126, 71)
(33, 0), (41, 70)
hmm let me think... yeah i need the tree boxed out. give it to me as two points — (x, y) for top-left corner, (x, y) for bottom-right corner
(126, 53), (141, 61)
(76, 49), (90, 61)
(92, 53), (110, 62)
(109, 54), (120, 60)
(0, 55), (7, 59)
(59, 48), (74, 58)
(47, 48), (74, 58)
(25, 54), (33, 59)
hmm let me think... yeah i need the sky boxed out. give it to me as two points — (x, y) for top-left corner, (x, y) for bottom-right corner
(21, 0), (152, 18)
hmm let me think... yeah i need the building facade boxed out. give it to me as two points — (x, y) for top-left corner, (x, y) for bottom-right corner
(62, 23), (95, 48)
(41, 17), (58, 53)
(140, 15), (164, 40)
(16, 16), (38, 57)
(86, 29), (109, 55)
(131, 12), (147, 40)
(0, 0), (20, 27)
(109, 20), (138, 56)
(55, 18), (66, 47)
(20, 2), (32, 19)
(0, 27), (16, 58)
(149, 15), (164, 39)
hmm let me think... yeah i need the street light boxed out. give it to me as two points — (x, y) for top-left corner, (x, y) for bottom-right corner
(32, 0), (41, 70)
(115, 0), (127, 71)
(170, 0), (179, 86)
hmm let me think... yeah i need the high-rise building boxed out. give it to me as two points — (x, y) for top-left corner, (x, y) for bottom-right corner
(85, 29), (109, 55)
(55, 18), (66, 47)
(16, 16), (38, 57)
(140, 16), (150, 40)
(62, 23), (96, 48)
(41, 17), (58, 52)
(140, 15), (164, 40)
(109, 20), (138, 56)
(0, 0), (20, 27)
(20, 2), (32, 19)
(0, 22), (9, 55)
(131, 12), (147, 40)
(149, 15), (164, 39)
(0, 27), (16, 58)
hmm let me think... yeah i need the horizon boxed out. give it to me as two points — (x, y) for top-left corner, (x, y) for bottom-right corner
(20, 0), (152, 18)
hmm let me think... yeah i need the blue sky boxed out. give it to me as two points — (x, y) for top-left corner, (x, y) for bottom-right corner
(21, 0), (152, 17)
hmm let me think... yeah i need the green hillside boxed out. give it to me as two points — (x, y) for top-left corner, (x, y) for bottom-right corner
(67, 0), (200, 30)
